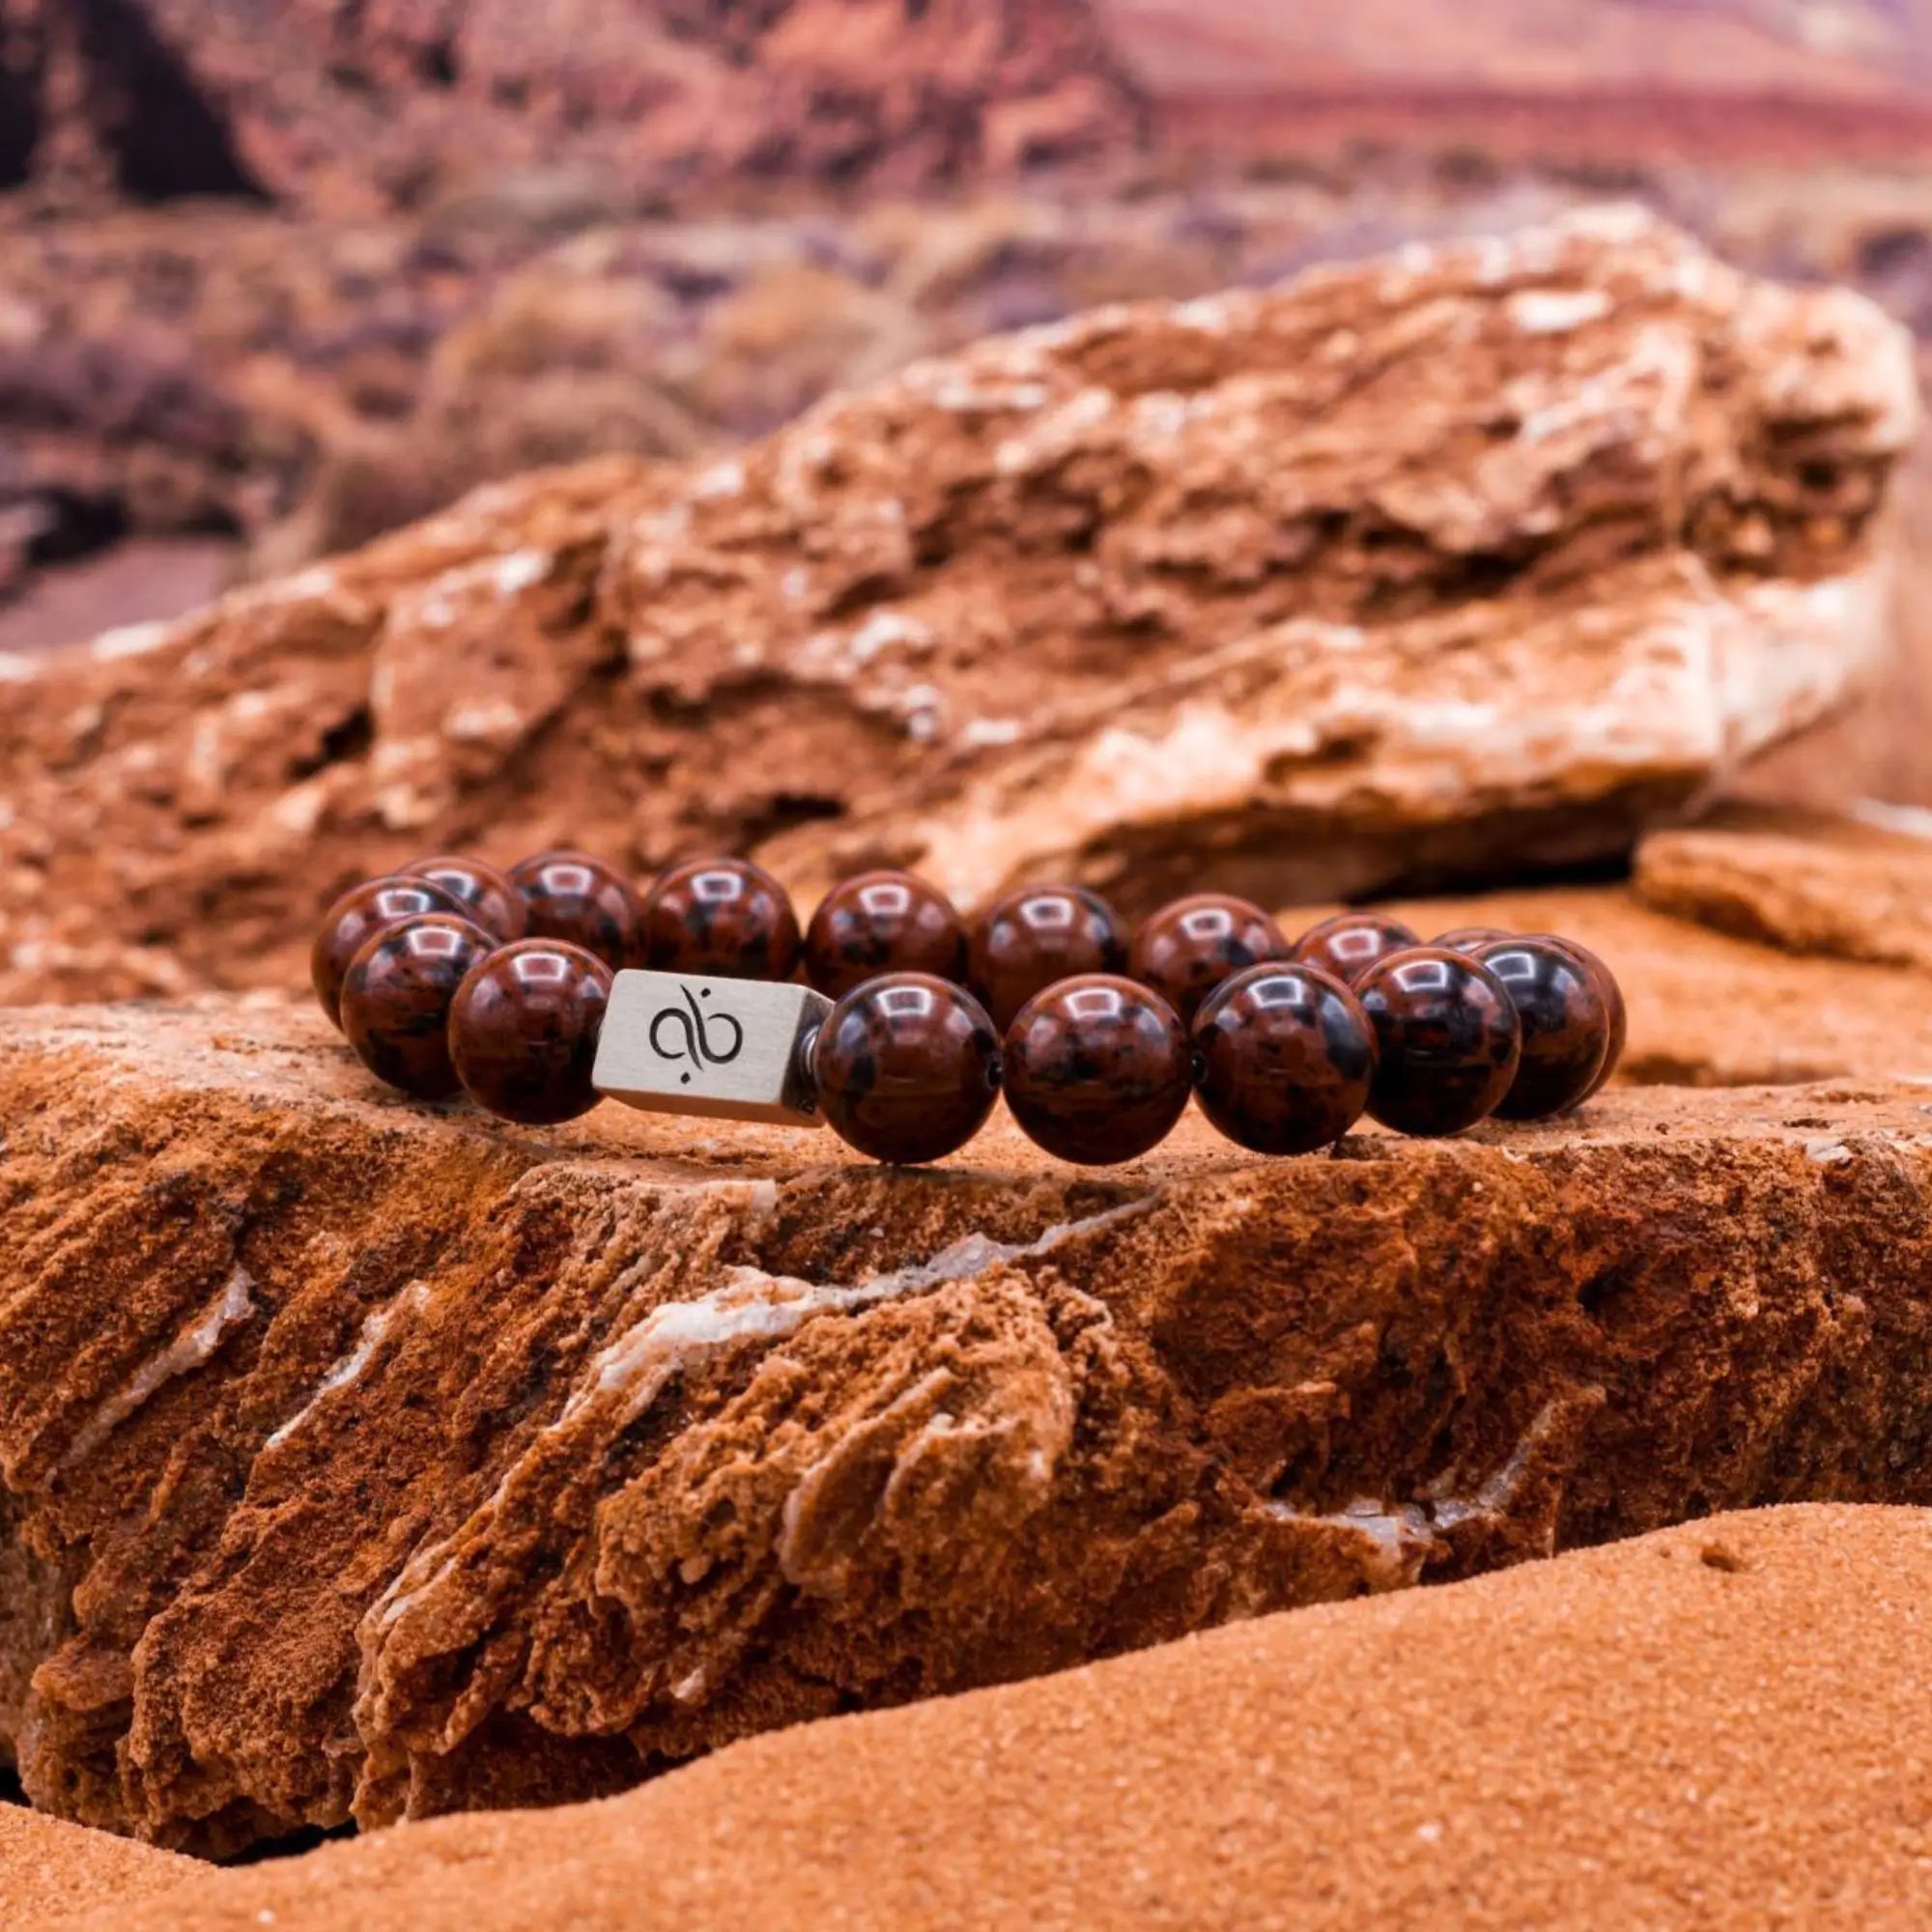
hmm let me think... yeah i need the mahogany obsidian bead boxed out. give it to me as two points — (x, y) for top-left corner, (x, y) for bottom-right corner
(1354, 947), (1522, 1137)
(340, 913), (495, 1100)
(1192, 963), (1378, 1156)
(1291, 912), (1421, 987)
(448, 939), (613, 1125)
(404, 854), (529, 944)
(812, 973), (1002, 1165)
(1004, 975), (1192, 1167)
(1129, 894), (1291, 1028)
(1537, 935), (1627, 1101)
(510, 850), (646, 972)
(968, 885), (1130, 1032)
(805, 870), (968, 1001)
(312, 875), (466, 1030)
(643, 857), (802, 982)
(1472, 937), (1611, 1121)
(1431, 926), (1515, 954)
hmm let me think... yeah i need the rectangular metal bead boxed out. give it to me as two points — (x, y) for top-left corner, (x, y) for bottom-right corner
(592, 970), (833, 1126)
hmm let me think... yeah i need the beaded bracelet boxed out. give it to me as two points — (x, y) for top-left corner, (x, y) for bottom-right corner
(311, 853), (1626, 1168)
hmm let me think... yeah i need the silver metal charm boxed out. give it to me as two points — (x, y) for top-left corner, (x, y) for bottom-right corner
(592, 970), (832, 1126)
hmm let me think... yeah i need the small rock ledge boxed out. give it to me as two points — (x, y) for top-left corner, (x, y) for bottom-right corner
(2, 997), (1929, 1853)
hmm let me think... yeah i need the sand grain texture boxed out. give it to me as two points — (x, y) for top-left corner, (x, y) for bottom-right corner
(0, 1806), (185, 1922)
(43, 1506), (1932, 1931)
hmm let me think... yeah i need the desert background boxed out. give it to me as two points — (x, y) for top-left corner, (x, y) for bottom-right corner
(4, 3), (1932, 1926)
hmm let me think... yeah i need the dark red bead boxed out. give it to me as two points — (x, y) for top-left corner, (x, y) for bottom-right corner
(812, 973), (1002, 1165)
(1193, 963), (1377, 1156)
(1472, 937), (1610, 1121)
(805, 871), (968, 1001)
(1291, 912), (1421, 987)
(404, 854), (529, 944)
(1004, 976), (1192, 1167)
(967, 885), (1129, 1032)
(510, 850), (646, 972)
(340, 913), (495, 1100)
(1129, 894), (1290, 1028)
(1354, 947), (1521, 1137)
(1431, 926), (1515, 955)
(643, 857), (801, 981)
(1535, 936), (1626, 1101)
(448, 939), (613, 1125)
(312, 875), (466, 1030)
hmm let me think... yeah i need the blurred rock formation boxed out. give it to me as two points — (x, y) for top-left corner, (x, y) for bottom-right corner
(0, 212), (1913, 1005)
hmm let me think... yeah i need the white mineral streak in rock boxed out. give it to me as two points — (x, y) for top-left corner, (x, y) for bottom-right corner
(266, 1281), (432, 1450)
(363, 1198), (1154, 1656)
(1272, 1393), (1586, 1582)
(63, 1264), (257, 1469)
(1508, 288), (1613, 334)
(1266, 1498), (1437, 1589)
(89, 618), (176, 663)
(1850, 799), (1932, 841)
(1424, 1395), (1578, 1537)
(567, 1196), (1155, 1432)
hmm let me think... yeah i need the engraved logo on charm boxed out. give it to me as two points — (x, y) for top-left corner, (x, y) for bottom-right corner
(648, 986), (746, 1085)
(595, 970), (831, 1127)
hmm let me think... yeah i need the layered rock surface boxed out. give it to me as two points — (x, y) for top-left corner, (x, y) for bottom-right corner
(0, 211), (1915, 1007)
(42, 1506), (1932, 1930)
(5, 864), (1932, 1854)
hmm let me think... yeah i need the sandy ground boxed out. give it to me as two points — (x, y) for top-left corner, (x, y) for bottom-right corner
(25, 1504), (1932, 1931)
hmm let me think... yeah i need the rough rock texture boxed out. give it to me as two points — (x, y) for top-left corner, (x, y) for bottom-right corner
(41, 1507), (1932, 1931)
(1634, 801), (1932, 971)
(6, 161), (1932, 665)
(1, 0), (1145, 216)
(0, 1805), (187, 1921)
(0, 211), (1916, 1007)
(4, 950), (1932, 1853)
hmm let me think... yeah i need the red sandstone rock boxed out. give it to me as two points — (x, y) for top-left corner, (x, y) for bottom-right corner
(4, 0), (1147, 215)
(2, 951), (1931, 1852)
(1634, 801), (1932, 971)
(0, 212), (1914, 1007)
(41, 1506), (1932, 1930)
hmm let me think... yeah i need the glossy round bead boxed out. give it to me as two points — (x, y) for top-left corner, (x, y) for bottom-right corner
(1192, 963), (1378, 1156)
(311, 875), (466, 1030)
(643, 857), (801, 982)
(1129, 894), (1290, 1029)
(812, 973), (1002, 1165)
(403, 855), (529, 944)
(448, 939), (613, 1125)
(1291, 912), (1421, 987)
(340, 913), (495, 1100)
(805, 871), (968, 1001)
(968, 885), (1129, 1032)
(1354, 947), (1522, 1138)
(510, 850), (646, 972)
(1431, 926), (1515, 954)
(1471, 937), (1611, 1121)
(1004, 976), (1192, 1167)
(1537, 936), (1627, 1100)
